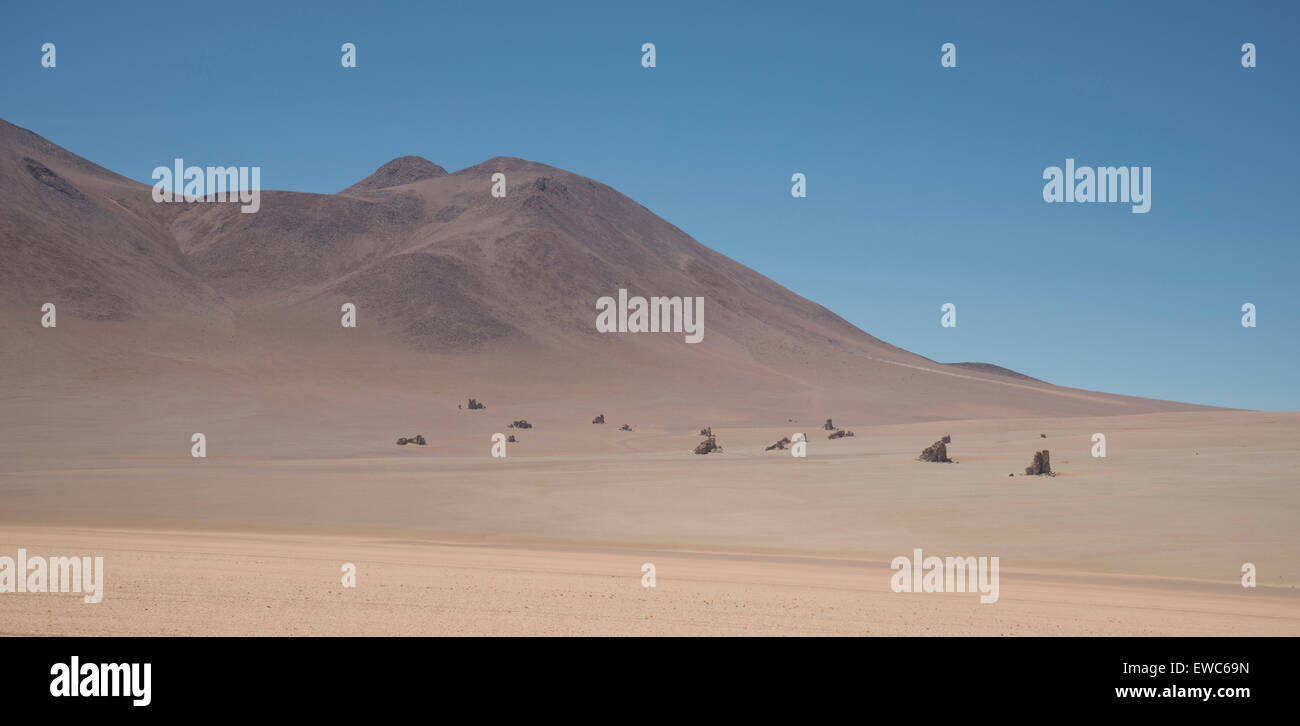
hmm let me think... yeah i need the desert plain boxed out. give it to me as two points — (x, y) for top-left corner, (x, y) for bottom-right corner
(2, 405), (1297, 636)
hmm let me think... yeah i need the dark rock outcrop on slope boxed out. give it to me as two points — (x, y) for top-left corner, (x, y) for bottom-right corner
(23, 157), (86, 201)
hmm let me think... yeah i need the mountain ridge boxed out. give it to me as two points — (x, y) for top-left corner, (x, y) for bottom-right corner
(0, 117), (1220, 422)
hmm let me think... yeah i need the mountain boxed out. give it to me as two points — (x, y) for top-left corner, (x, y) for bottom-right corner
(341, 156), (448, 194)
(0, 119), (227, 322)
(0, 117), (1213, 449)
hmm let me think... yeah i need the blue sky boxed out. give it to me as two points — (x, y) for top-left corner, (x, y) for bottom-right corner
(3, 1), (1296, 409)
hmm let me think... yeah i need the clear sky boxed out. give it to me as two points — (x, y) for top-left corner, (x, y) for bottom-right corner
(3, 1), (1296, 409)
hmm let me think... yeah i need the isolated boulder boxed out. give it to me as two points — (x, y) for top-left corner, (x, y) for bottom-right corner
(918, 437), (953, 463)
(823, 418), (836, 431)
(619, 424), (633, 431)
(1024, 450), (1053, 476)
(694, 433), (722, 455)
(592, 414), (605, 424)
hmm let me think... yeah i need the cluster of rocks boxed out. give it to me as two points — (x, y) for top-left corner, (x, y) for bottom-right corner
(765, 436), (792, 451)
(815, 418), (854, 439)
(918, 435), (954, 463)
(466, 398), (486, 410)
(507, 434), (517, 443)
(1023, 450), (1053, 476)
(507, 420), (532, 429)
(592, 414), (605, 424)
(693, 432), (722, 455)
(619, 424), (633, 431)
(396, 435), (427, 446)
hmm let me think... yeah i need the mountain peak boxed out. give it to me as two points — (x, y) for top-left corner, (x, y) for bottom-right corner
(341, 156), (447, 194)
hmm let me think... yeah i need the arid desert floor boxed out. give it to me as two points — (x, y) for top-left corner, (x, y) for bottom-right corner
(3, 411), (1297, 636)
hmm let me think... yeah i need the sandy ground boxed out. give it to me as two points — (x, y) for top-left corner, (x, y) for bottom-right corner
(2, 412), (1297, 636)
(1, 527), (1295, 636)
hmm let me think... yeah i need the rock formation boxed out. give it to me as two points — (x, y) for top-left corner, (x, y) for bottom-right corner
(765, 436), (792, 451)
(828, 429), (855, 440)
(507, 434), (517, 443)
(396, 435), (427, 446)
(592, 414), (605, 424)
(694, 432), (722, 455)
(467, 398), (486, 410)
(1024, 450), (1053, 476)
(508, 420), (532, 429)
(823, 418), (835, 431)
(918, 436), (953, 462)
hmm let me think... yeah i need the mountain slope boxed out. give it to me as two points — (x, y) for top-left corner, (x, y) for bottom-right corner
(0, 119), (228, 321)
(0, 118), (1216, 428)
